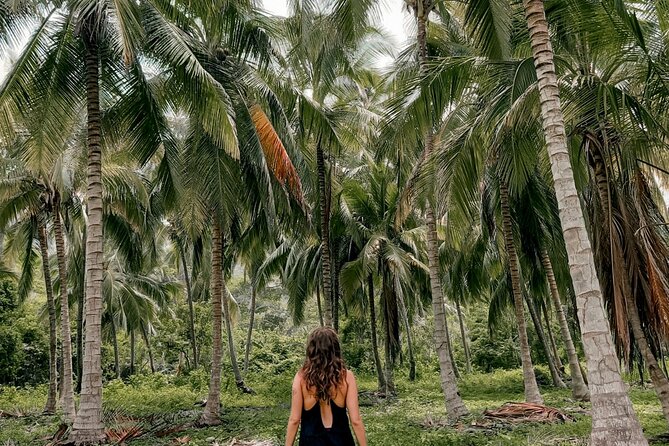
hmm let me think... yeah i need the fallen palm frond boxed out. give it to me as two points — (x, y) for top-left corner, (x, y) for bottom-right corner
(483, 402), (573, 423)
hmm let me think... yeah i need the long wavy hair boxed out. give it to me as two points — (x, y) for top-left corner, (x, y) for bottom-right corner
(301, 327), (346, 402)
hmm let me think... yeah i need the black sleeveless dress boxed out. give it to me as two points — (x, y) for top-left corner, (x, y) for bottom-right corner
(299, 399), (355, 446)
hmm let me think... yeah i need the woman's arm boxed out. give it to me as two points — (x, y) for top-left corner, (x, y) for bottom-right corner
(345, 370), (367, 446)
(285, 373), (303, 446)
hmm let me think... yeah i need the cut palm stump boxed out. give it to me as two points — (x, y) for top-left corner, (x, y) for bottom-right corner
(483, 402), (573, 423)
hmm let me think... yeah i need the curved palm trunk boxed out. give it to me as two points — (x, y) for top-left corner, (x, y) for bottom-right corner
(179, 243), (198, 369)
(499, 182), (543, 404)
(445, 315), (460, 379)
(140, 322), (155, 373)
(395, 286), (416, 381)
(456, 300), (472, 374)
(522, 2), (645, 442)
(367, 275), (386, 392)
(316, 284), (324, 326)
(525, 294), (566, 388)
(53, 205), (76, 420)
(111, 318), (120, 378)
(426, 208), (469, 419)
(38, 222), (58, 414)
(317, 140), (333, 327)
(70, 27), (106, 444)
(223, 283), (253, 393)
(541, 250), (589, 400)
(243, 287), (256, 375)
(200, 221), (223, 426)
(541, 299), (564, 373)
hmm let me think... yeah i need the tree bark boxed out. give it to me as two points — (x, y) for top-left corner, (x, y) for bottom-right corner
(525, 293), (566, 388)
(76, 284), (84, 393)
(367, 275), (386, 392)
(499, 182), (543, 404)
(317, 140), (333, 327)
(426, 207), (469, 419)
(333, 254), (340, 332)
(38, 221), (58, 414)
(541, 249), (589, 400)
(111, 317), (120, 379)
(70, 23), (106, 443)
(200, 220), (223, 425)
(140, 322), (155, 373)
(316, 284), (324, 327)
(522, 1), (646, 443)
(395, 286), (416, 381)
(179, 243), (198, 369)
(243, 286), (257, 375)
(223, 279), (253, 393)
(445, 314), (460, 379)
(456, 300), (472, 374)
(541, 298), (564, 373)
(53, 202), (76, 421)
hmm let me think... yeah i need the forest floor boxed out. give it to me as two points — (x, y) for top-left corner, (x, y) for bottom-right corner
(1, 368), (669, 446)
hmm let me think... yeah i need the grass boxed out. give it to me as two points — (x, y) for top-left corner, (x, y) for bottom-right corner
(1, 368), (669, 446)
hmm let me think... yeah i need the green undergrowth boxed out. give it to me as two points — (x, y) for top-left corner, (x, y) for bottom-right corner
(1, 369), (668, 446)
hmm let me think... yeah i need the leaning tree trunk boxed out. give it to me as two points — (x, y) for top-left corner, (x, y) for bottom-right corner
(243, 286), (257, 375)
(316, 140), (333, 327)
(499, 182), (543, 404)
(222, 282), (253, 393)
(140, 322), (155, 373)
(525, 294), (566, 388)
(367, 275), (386, 392)
(455, 300), (472, 374)
(38, 222), (58, 415)
(541, 299), (564, 373)
(541, 249), (589, 400)
(111, 318), (120, 379)
(426, 207), (469, 419)
(395, 287), (416, 381)
(522, 2), (646, 443)
(316, 284), (324, 327)
(200, 220), (224, 426)
(53, 203), (76, 420)
(445, 314), (460, 379)
(179, 243), (198, 369)
(69, 24), (107, 444)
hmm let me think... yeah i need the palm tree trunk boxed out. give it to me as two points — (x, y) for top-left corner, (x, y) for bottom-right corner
(130, 329), (136, 375)
(383, 331), (395, 396)
(179, 243), (198, 369)
(53, 203), (76, 421)
(445, 314), (460, 379)
(222, 280), (253, 393)
(76, 285), (84, 392)
(395, 286), (416, 381)
(70, 24), (107, 443)
(140, 322), (155, 373)
(522, 3), (645, 442)
(426, 207), (469, 419)
(525, 294), (566, 388)
(111, 318), (120, 379)
(243, 287), (256, 375)
(367, 275), (386, 392)
(316, 284), (324, 327)
(499, 182), (543, 404)
(317, 140), (333, 327)
(540, 249), (589, 400)
(455, 300), (472, 374)
(333, 254), (340, 332)
(542, 299), (564, 373)
(38, 222), (58, 414)
(200, 220), (223, 425)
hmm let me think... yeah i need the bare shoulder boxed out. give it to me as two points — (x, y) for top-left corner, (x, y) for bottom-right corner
(345, 369), (356, 383)
(293, 371), (303, 387)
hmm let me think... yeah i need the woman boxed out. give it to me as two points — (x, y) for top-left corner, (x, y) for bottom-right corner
(285, 327), (367, 446)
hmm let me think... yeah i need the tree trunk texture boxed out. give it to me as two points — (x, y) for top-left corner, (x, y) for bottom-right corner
(111, 318), (120, 379)
(39, 222), (58, 415)
(523, 1), (646, 443)
(426, 207), (469, 419)
(223, 282), (253, 394)
(179, 243), (198, 369)
(200, 221), (224, 425)
(456, 300), (472, 374)
(69, 26), (106, 444)
(76, 287), (84, 393)
(445, 314), (460, 379)
(499, 182), (543, 404)
(244, 287), (257, 375)
(367, 275), (386, 392)
(333, 254), (340, 332)
(53, 203), (76, 420)
(525, 294), (566, 388)
(140, 322), (155, 373)
(316, 284), (324, 327)
(541, 249), (589, 400)
(316, 140), (333, 327)
(541, 299), (564, 373)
